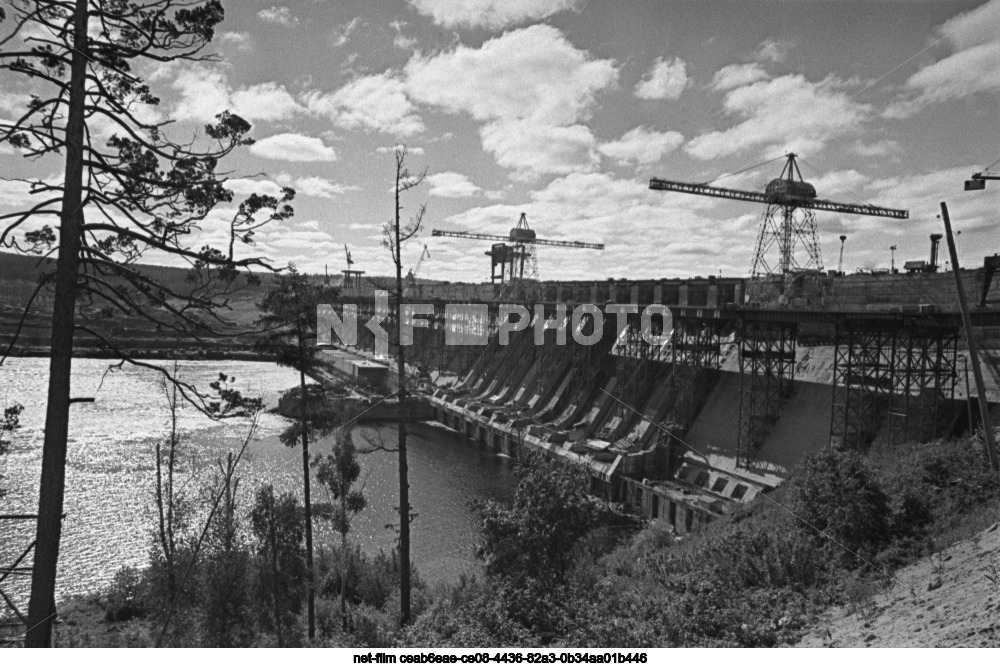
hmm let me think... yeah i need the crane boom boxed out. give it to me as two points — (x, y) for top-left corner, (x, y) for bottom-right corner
(648, 178), (909, 219)
(431, 229), (605, 249)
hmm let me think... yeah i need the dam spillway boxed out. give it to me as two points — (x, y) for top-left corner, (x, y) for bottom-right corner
(306, 268), (1000, 534)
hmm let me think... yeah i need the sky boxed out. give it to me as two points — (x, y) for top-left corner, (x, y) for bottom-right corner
(2, 0), (1000, 282)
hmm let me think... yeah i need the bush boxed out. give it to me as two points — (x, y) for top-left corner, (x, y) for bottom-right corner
(104, 566), (146, 623)
(789, 449), (893, 562)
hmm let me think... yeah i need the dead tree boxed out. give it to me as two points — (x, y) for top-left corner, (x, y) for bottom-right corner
(380, 145), (426, 625)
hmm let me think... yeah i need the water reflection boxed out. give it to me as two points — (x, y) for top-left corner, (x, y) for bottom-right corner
(0, 358), (515, 605)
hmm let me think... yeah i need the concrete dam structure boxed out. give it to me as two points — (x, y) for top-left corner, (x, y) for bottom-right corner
(325, 266), (1000, 536)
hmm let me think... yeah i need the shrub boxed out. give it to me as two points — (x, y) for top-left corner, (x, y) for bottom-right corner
(104, 566), (146, 623)
(789, 449), (892, 563)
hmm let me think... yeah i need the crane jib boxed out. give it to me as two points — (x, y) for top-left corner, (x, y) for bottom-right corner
(648, 178), (909, 220)
(431, 229), (604, 249)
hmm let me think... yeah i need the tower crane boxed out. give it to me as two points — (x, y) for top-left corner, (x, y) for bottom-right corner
(432, 213), (604, 290)
(649, 153), (908, 302)
(342, 243), (364, 288)
(406, 244), (431, 284)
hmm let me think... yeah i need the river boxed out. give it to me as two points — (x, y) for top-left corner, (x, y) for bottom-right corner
(0, 357), (516, 606)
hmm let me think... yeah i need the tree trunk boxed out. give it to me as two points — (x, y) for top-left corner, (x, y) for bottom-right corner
(395, 176), (411, 626)
(270, 505), (283, 648)
(340, 525), (348, 631)
(25, 0), (89, 647)
(299, 361), (315, 641)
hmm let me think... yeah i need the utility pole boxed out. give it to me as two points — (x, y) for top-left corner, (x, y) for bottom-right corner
(941, 202), (999, 474)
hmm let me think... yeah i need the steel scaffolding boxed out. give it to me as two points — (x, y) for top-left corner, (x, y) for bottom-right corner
(737, 320), (797, 469)
(887, 327), (959, 445)
(831, 320), (959, 450)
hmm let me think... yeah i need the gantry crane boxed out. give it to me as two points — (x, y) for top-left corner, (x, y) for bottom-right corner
(432, 213), (604, 291)
(649, 153), (908, 302)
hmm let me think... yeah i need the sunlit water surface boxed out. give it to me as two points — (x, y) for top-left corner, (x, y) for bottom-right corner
(0, 358), (515, 605)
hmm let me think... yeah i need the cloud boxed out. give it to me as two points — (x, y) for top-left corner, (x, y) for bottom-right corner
(249, 133), (337, 162)
(220, 32), (251, 50)
(376, 144), (425, 155)
(407, 0), (581, 30)
(710, 63), (770, 91)
(850, 139), (901, 158)
(481, 122), (600, 179)
(756, 38), (792, 63)
(225, 177), (284, 198)
(405, 25), (617, 178)
(227, 175), (357, 200)
(171, 66), (306, 123)
(634, 57), (688, 100)
(883, 1), (1000, 118)
(231, 82), (308, 122)
(684, 74), (870, 160)
(258, 6), (297, 26)
(427, 172), (483, 198)
(304, 73), (424, 136)
(598, 126), (684, 165)
(294, 176), (359, 199)
(333, 18), (363, 46)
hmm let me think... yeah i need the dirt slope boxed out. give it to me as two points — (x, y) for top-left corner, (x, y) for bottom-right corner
(799, 522), (1000, 647)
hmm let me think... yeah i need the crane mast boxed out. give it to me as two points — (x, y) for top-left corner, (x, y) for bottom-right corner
(649, 153), (908, 302)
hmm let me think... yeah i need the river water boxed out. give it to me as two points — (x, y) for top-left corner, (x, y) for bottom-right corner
(0, 358), (516, 605)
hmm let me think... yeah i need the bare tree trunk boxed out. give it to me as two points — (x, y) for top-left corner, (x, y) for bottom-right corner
(395, 172), (411, 626)
(340, 521), (348, 631)
(25, 0), (89, 647)
(298, 359), (315, 641)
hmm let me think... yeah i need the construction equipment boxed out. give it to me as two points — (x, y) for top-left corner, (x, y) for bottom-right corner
(342, 244), (365, 288)
(965, 170), (1000, 191)
(649, 153), (908, 302)
(405, 245), (430, 286)
(432, 213), (604, 294)
(904, 234), (943, 273)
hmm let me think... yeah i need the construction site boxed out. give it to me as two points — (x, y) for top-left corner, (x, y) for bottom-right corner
(319, 155), (1000, 537)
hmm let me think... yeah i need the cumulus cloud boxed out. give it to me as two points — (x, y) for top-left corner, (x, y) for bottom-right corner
(294, 176), (359, 199)
(710, 63), (770, 91)
(258, 6), (297, 26)
(598, 126), (684, 165)
(407, 0), (581, 30)
(170, 66), (306, 123)
(481, 122), (600, 179)
(249, 133), (337, 162)
(684, 74), (870, 160)
(634, 57), (687, 100)
(304, 73), (424, 136)
(405, 25), (617, 178)
(884, 1), (1000, 119)
(427, 172), (483, 198)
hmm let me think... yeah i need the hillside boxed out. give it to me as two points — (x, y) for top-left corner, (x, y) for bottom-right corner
(800, 521), (1000, 647)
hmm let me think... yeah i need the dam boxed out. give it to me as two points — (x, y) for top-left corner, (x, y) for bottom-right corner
(320, 265), (1000, 535)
